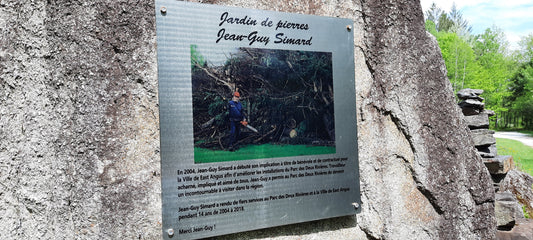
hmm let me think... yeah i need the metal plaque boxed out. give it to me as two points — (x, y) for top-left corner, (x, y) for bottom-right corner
(156, 1), (360, 239)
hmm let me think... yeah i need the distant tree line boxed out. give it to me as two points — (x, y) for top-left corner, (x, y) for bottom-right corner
(425, 2), (533, 129)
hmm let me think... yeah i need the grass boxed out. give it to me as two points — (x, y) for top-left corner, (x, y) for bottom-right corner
(194, 144), (336, 163)
(495, 138), (533, 176)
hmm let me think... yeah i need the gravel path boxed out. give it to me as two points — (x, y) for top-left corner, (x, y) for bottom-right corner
(494, 131), (533, 148)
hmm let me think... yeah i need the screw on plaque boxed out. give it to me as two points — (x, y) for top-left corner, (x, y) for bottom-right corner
(352, 202), (360, 209)
(160, 6), (167, 15)
(346, 25), (352, 32)
(167, 228), (174, 237)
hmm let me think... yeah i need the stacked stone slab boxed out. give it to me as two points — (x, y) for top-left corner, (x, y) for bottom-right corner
(457, 88), (514, 185)
(458, 89), (524, 232)
(458, 89), (496, 157)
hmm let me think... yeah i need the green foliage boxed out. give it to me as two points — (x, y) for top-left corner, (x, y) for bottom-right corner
(437, 13), (453, 32)
(470, 28), (514, 112)
(518, 34), (533, 63)
(436, 32), (477, 91)
(425, 3), (442, 24)
(448, 3), (472, 34)
(194, 144), (335, 163)
(507, 53), (533, 129)
(496, 138), (533, 176)
(425, 20), (438, 36)
(423, 4), (533, 130)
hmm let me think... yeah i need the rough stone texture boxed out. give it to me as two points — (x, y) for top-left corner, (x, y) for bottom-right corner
(471, 129), (497, 146)
(457, 88), (484, 100)
(0, 0), (496, 239)
(357, 1), (495, 239)
(500, 170), (533, 219)
(465, 112), (490, 129)
(494, 192), (524, 230)
(1, 1), (161, 239)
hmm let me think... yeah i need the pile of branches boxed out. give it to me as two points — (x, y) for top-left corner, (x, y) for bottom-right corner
(192, 47), (335, 150)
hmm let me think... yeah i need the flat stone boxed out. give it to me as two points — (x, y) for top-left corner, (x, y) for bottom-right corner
(465, 112), (490, 129)
(484, 109), (495, 117)
(496, 191), (519, 202)
(457, 88), (484, 100)
(461, 106), (482, 116)
(471, 129), (496, 146)
(459, 99), (485, 109)
(476, 144), (497, 158)
(483, 155), (514, 175)
(478, 151), (496, 158)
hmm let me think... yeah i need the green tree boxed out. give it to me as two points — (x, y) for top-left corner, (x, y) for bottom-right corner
(425, 3), (443, 27)
(437, 13), (454, 32)
(437, 32), (483, 92)
(425, 20), (438, 36)
(471, 27), (514, 112)
(517, 34), (533, 63)
(507, 35), (533, 128)
(448, 3), (472, 35)
(424, 3), (523, 128)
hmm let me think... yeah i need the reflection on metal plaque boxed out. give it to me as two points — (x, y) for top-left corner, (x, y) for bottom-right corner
(156, 1), (360, 239)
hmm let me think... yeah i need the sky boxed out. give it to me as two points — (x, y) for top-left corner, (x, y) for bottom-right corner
(419, 0), (533, 50)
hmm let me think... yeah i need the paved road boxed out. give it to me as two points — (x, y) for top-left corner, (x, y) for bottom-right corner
(494, 131), (533, 148)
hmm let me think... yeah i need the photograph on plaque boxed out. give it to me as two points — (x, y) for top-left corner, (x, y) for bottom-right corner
(156, 1), (361, 239)
(191, 46), (336, 163)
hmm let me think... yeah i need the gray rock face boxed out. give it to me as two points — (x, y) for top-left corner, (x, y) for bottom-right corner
(358, 1), (494, 239)
(0, 0), (495, 239)
(1, 1), (161, 239)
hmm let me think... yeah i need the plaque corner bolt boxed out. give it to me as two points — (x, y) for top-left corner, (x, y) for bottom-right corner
(352, 202), (360, 209)
(346, 25), (352, 32)
(160, 6), (167, 15)
(167, 228), (174, 237)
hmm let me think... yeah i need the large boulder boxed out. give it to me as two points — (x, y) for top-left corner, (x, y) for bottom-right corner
(0, 1), (161, 239)
(0, 0), (495, 239)
(357, 1), (495, 239)
(500, 170), (533, 219)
